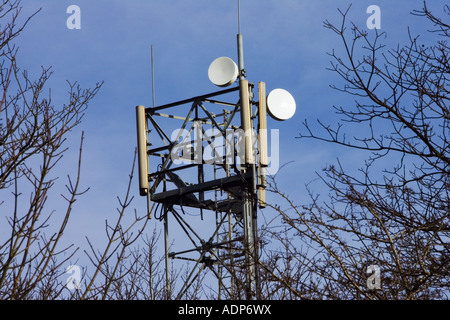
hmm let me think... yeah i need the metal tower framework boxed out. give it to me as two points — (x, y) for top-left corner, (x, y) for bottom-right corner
(134, 0), (280, 299)
(136, 79), (268, 299)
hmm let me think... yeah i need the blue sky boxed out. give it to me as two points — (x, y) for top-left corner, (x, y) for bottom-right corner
(6, 0), (449, 282)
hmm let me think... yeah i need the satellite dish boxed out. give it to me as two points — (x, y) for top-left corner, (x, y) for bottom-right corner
(267, 88), (296, 121)
(208, 57), (239, 87)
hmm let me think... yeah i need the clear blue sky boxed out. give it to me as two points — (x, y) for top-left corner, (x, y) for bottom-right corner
(8, 0), (449, 275)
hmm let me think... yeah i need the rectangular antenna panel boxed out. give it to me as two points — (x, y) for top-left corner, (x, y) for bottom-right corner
(136, 105), (149, 196)
(258, 82), (268, 167)
(239, 79), (254, 164)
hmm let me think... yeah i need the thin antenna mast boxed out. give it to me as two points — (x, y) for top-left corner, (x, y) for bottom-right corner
(151, 45), (156, 108)
(237, 0), (245, 79)
(147, 44), (156, 219)
(238, 0), (241, 34)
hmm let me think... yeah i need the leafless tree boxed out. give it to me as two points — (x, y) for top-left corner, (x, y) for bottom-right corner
(4, 0), (449, 301)
(0, 0), (102, 299)
(262, 2), (449, 300)
(0, 1), (196, 300)
(78, 153), (179, 300)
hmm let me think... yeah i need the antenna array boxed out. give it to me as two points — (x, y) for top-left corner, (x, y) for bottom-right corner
(135, 1), (295, 299)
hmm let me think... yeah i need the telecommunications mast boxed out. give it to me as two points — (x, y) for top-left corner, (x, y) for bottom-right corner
(135, 0), (295, 299)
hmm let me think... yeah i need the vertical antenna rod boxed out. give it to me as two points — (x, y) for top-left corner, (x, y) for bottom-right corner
(237, 0), (245, 79)
(151, 45), (156, 108)
(238, 0), (241, 34)
(148, 44), (156, 219)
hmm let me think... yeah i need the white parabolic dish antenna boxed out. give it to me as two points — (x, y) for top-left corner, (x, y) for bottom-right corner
(267, 88), (296, 121)
(208, 57), (239, 87)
